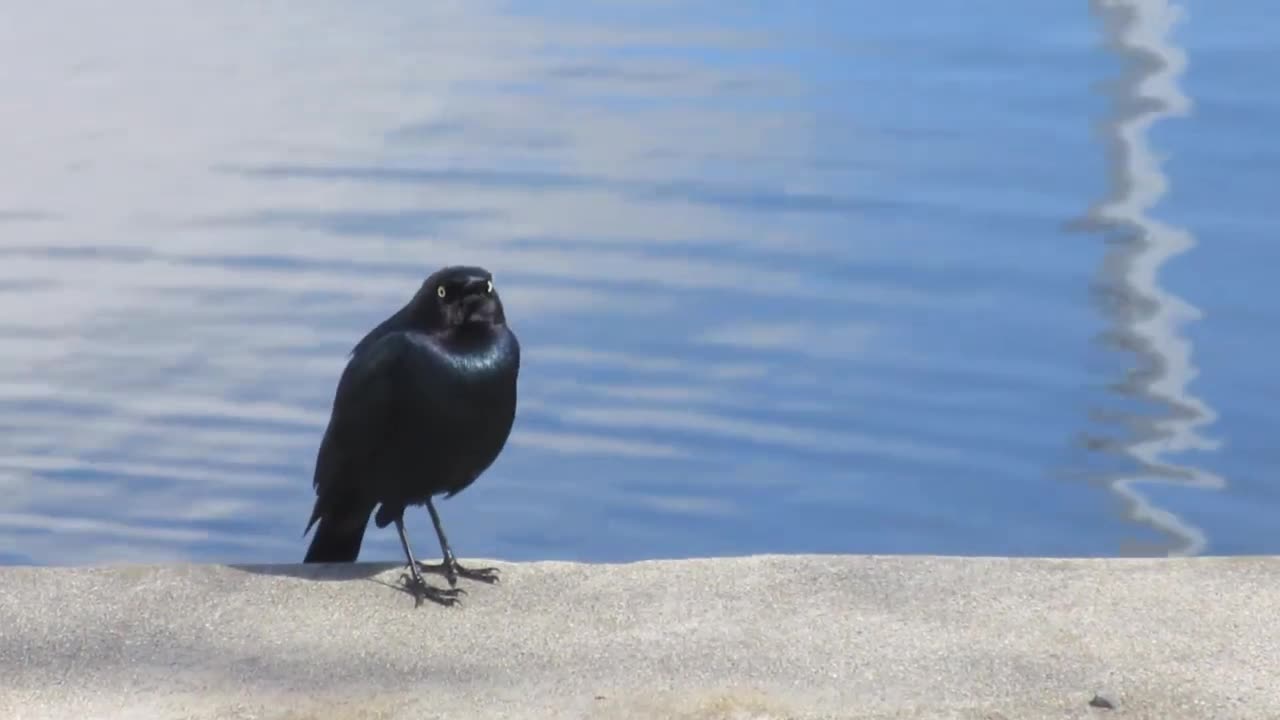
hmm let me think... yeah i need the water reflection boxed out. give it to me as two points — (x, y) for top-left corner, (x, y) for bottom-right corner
(1080, 0), (1224, 555)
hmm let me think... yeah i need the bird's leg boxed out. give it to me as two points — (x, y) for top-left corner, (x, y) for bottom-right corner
(394, 516), (464, 608)
(416, 497), (500, 587)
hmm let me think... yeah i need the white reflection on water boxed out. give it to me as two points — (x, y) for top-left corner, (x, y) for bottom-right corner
(1, 0), (1243, 564)
(1086, 0), (1224, 555)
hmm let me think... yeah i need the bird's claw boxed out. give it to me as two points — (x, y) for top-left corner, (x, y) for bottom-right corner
(398, 570), (465, 608)
(458, 565), (501, 584)
(417, 560), (501, 588)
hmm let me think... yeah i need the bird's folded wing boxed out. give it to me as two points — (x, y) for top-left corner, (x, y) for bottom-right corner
(311, 332), (415, 493)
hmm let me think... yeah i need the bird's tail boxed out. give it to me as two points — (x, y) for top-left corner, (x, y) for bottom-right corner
(303, 507), (371, 563)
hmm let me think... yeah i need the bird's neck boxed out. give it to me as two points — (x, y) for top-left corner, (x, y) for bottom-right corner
(432, 324), (516, 380)
(445, 322), (496, 346)
(439, 323), (514, 361)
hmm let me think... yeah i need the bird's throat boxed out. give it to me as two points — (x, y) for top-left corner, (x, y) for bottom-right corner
(439, 325), (516, 375)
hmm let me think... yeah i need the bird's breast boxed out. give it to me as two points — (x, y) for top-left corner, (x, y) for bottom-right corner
(401, 328), (518, 427)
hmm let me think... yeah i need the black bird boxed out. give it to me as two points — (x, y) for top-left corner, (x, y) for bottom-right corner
(302, 265), (520, 607)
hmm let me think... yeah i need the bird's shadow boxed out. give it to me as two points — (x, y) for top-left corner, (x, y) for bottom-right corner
(227, 561), (453, 605)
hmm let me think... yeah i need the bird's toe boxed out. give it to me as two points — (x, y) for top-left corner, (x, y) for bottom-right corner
(457, 565), (501, 584)
(399, 570), (466, 608)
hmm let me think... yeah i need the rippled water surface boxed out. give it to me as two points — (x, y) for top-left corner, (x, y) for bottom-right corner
(2, 1), (1277, 565)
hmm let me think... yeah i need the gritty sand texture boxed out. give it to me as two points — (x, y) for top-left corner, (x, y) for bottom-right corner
(1, 554), (1276, 719)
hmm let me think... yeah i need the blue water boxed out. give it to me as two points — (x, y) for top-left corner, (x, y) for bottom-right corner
(1, 1), (1276, 566)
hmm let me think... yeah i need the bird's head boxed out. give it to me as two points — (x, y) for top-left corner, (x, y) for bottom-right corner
(415, 265), (506, 332)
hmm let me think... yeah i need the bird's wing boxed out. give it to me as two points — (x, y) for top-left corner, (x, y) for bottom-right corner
(311, 331), (417, 497)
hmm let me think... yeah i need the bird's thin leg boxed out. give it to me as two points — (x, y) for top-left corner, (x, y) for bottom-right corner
(416, 497), (500, 587)
(394, 516), (464, 608)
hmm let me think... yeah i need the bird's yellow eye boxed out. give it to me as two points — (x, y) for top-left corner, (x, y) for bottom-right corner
(486, 280), (494, 294)
(437, 286), (447, 298)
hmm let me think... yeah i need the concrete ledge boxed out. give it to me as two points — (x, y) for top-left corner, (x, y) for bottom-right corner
(1, 555), (1277, 719)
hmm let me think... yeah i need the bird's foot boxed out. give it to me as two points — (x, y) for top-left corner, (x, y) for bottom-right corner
(398, 566), (466, 608)
(417, 558), (501, 588)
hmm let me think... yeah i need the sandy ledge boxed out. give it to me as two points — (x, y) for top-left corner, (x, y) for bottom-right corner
(1, 554), (1277, 719)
